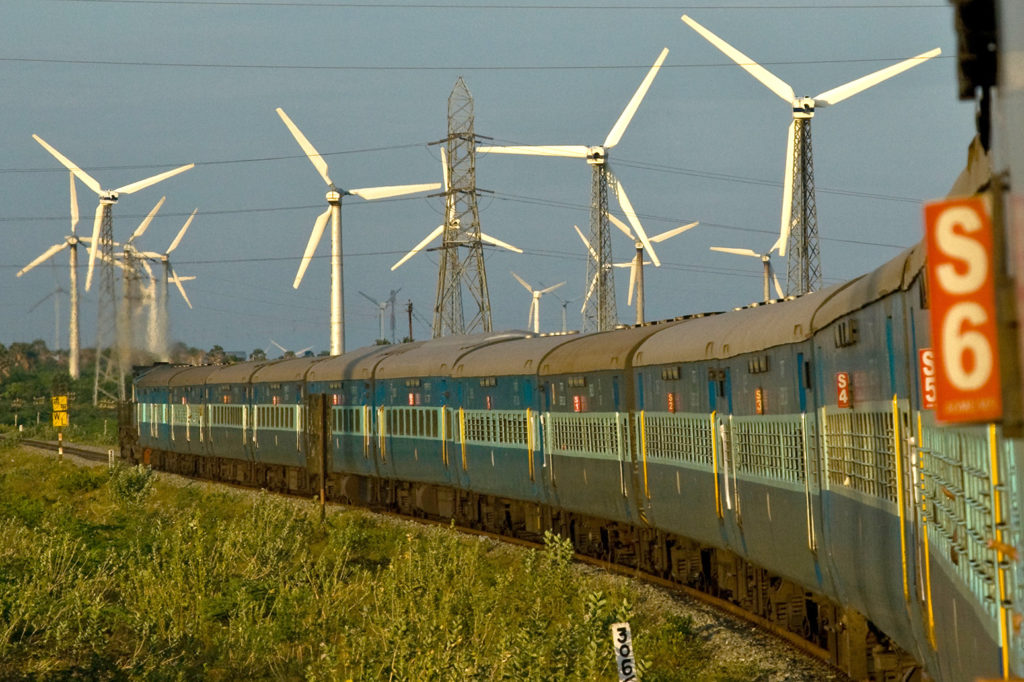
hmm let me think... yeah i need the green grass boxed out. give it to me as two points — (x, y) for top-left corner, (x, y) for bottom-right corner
(0, 445), (767, 681)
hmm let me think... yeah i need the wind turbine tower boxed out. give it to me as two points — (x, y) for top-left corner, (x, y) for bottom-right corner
(681, 15), (939, 296)
(480, 49), (668, 332)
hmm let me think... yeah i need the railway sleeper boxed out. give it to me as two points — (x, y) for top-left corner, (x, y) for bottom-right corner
(123, 444), (920, 681)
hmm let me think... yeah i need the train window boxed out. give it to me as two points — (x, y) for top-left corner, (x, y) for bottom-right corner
(567, 376), (586, 388)
(405, 378), (421, 388)
(661, 367), (680, 381)
(479, 377), (497, 387)
(833, 319), (859, 348)
(747, 355), (770, 374)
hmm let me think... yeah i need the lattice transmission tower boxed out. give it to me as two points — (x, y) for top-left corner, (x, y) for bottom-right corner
(785, 119), (822, 296)
(92, 207), (124, 406)
(433, 77), (492, 337)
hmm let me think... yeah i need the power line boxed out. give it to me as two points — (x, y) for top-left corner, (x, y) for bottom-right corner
(43, 1), (949, 9)
(0, 54), (953, 73)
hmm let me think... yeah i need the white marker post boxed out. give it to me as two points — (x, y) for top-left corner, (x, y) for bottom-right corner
(611, 622), (638, 681)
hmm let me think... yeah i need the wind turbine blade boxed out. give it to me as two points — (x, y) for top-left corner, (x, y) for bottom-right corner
(32, 135), (102, 195)
(139, 258), (155, 281)
(276, 107), (333, 187)
(18, 242), (69, 278)
(358, 290), (380, 306)
(440, 147), (450, 192)
(539, 281), (566, 295)
(130, 196), (166, 243)
(581, 272), (598, 313)
(170, 268), (193, 309)
(85, 203), (104, 292)
(681, 15), (795, 103)
(270, 339), (288, 353)
(479, 232), (523, 253)
(573, 224), (599, 262)
(610, 174), (659, 266)
(814, 47), (941, 106)
(604, 47), (669, 149)
(773, 271), (785, 299)
(115, 163), (194, 195)
(167, 209), (198, 254)
(774, 120), (796, 257)
(606, 212), (635, 240)
(511, 271), (533, 293)
(651, 221), (699, 242)
(69, 172), (79, 233)
(348, 183), (440, 201)
(627, 259), (637, 306)
(293, 207), (331, 289)
(477, 145), (590, 159)
(710, 246), (761, 258)
(391, 224), (444, 271)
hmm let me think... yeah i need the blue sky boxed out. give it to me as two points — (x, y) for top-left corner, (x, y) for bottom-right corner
(1, 0), (974, 355)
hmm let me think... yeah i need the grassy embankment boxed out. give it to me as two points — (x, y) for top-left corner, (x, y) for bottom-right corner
(0, 444), (764, 681)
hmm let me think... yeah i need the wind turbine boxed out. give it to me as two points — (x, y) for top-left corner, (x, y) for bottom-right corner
(681, 15), (939, 295)
(17, 172), (83, 378)
(710, 246), (785, 303)
(391, 147), (522, 271)
(31, 135), (194, 293)
(573, 225), (633, 325)
(28, 284), (66, 353)
(140, 208), (198, 359)
(606, 213), (699, 324)
(269, 339), (313, 359)
(359, 290), (391, 342)
(511, 272), (565, 335)
(275, 107), (440, 356)
(479, 48), (669, 332)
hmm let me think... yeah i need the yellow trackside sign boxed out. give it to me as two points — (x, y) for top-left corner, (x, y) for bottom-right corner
(52, 411), (68, 428)
(52, 395), (68, 412)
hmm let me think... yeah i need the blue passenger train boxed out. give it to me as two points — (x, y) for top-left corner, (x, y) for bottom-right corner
(124, 241), (1023, 682)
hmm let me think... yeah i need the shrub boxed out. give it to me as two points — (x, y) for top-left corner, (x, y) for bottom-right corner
(107, 463), (153, 506)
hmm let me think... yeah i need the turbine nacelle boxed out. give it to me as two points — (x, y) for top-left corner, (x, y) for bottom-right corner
(585, 146), (607, 165)
(792, 97), (819, 119)
(326, 189), (342, 203)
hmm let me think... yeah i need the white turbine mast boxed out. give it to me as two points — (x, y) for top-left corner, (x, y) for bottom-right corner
(391, 147), (522, 272)
(275, 107), (440, 356)
(479, 47), (669, 332)
(607, 212), (699, 324)
(710, 246), (785, 303)
(681, 15), (939, 294)
(17, 172), (83, 378)
(511, 272), (565, 335)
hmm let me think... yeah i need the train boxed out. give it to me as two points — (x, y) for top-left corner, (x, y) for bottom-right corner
(120, 233), (1023, 682)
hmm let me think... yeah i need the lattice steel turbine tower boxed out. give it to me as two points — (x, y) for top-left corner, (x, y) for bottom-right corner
(434, 77), (491, 337)
(682, 14), (940, 296)
(479, 48), (668, 332)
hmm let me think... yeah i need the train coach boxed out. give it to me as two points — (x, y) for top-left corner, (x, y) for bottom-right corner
(124, 241), (1023, 682)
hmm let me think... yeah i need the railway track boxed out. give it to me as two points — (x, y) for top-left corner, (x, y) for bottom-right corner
(13, 436), (845, 679)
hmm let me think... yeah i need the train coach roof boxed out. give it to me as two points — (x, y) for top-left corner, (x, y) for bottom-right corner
(539, 320), (686, 376)
(633, 244), (925, 366)
(810, 243), (923, 332)
(452, 333), (579, 378)
(135, 363), (194, 389)
(200, 360), (273, 384)
(249, 356), (330, 384)
(306, 342), (425, 383)
(375, 331), (531, 379)
(167, 364), (221, 388)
